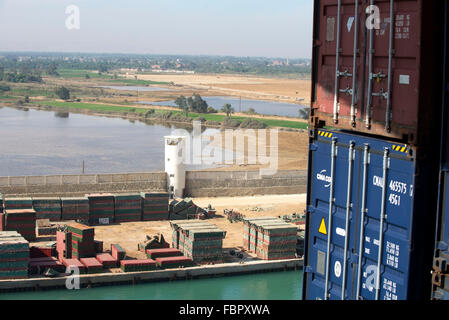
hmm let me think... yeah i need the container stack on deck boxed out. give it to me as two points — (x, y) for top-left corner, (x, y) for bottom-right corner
(243, 217), (278, 252)
(96, 253), (118, 268)
(61, 197), (89, 221)
(111, 243), (126, 262)
(4, 197), (33, 210)
(170, 220), (212, 251)
(113, 193), (142, 223)
(256, 224), (298, 260)
(29, 256), (64, 274)
(171, 220), (226, 264)
(156, 256), (194, 269)
(87, 194), (114, 225)
(62, 258), (86, 274)
(80, 257), (103, 274)
(56, 230), (72, 261)
(3, 209), (36, 242)
(146, 248), (183, 260)
(120, 259), (157, 272)
(66, 223), (95, 259)
(0, 231), (29, 280)
(32, 197), (61, 221)
(141, 192), (169, 221)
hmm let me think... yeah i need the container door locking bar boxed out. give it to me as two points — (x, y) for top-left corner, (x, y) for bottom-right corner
(350, 0), (360, 127)
(333, 0), (343, 124)
(365, 0), (395, 130)
(356, 144), (370, 300)
(324, 138), (337, 300)
(385, 0), (395, 132)
(341, 141), (355, 300)
(376, 148), (390, 300)
(365, 0), (376, 129)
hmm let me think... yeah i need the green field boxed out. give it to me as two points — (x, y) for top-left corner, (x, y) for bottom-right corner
(106, 79), (172, 86)
(56, 69), (112, 79)
(28, 100), (307, 129)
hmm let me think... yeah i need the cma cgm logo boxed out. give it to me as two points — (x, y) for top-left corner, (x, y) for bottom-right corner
(317, 170), (331, 188)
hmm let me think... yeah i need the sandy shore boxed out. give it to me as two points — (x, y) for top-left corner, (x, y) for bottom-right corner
(131, 73), (311, 105)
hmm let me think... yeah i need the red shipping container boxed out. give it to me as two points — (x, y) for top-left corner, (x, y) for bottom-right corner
(30, 257), (58, 263)
(29, 259), (65, 274)
(310, 0), (444, 145)
(146, 248), (183, 259)
(56, 231), (72, 261)
(96, 253), (118, 268)
(120, 259), (157, 272)
(80, 257), (103, 273)
(30, 246), (53, 259)
(111, 244), (126, 261)
(94, 240), (103, 253)
(62, 258), (86, 273)
(155, 256), (193, 268)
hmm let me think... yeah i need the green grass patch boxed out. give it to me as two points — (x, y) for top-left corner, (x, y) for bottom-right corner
(56, 69), (112, 79)
(30, 101), (147, 113)
(107, 79), (172, 86)
(0, 95), (18, 100)
(188, 113), (307, 129)
(9, 88), (54, 97)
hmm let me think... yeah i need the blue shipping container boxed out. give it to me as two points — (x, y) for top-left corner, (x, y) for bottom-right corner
(302, 129), (438, 300)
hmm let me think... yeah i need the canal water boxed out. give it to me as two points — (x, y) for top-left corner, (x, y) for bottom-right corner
(0, 107), (229, 176)
(0, 270), (302, 300)
(139, 96), (307, 118)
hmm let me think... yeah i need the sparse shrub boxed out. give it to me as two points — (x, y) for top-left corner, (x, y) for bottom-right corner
(239, 118), (267, 129)
(222, 118), (241, 128)
(207, 106), (218, 114)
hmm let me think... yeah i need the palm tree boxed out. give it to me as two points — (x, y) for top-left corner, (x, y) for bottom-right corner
(221, 104), (234, 118)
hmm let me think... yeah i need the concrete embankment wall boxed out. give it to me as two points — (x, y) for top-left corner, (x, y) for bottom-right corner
(0, 170), (307, 197)
(0, 172), (167, 197)
(184, 170), (307, 197)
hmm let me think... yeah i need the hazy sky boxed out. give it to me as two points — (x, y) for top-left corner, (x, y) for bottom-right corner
(0, 0), (313, 58)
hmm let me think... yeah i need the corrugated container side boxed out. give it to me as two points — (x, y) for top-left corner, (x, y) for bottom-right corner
(310, 0), (444, 146)
(303, 128), (440, 300)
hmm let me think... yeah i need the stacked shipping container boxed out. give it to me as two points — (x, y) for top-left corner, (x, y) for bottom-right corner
(256, 224), (298, 260)
(113, 193), (141, 223)
(141, 192), (169, 221)
(32, 197), (61, 221)
(4, 197), (33, 210)
(61, 197), (89, 221)
(171, 220), (226, 263)
(0, 231), (29, 280)
(66, 223), (95, 259)
(3, 209), (36, 242)
(56, 230), (72, 261)
(120, 259), (157, 272)
(87, 194), (114, 225)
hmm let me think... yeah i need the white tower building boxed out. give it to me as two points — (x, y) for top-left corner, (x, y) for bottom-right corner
(164, 136), (186, 198)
